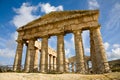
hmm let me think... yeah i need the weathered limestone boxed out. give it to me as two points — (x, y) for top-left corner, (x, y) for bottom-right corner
(90, 29), (98, 73)
(73, 30), (86, 73)
(68, 56), (91, 73)
(33, 48), (39, 71)
(53, 56), (56, 71)
(71, 62), (74, 72)
(49, 54), (52, 71)
(85, 60), (89, 73)
(57, 34), (65, 72)
(13, 10), (110, 74)
(40, 37), (48, 73)
(51, 56), (53, 70)
(65, 59), (69, 72)
(13, 41), (23, 71)
(90, 27), (111, 73)
(24, 39), (36, 72)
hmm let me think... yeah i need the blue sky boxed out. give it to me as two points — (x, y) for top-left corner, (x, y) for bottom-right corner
(0, 0), (120, 65)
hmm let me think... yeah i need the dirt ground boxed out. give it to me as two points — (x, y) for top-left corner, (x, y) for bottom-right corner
(0, 72), (120, 80)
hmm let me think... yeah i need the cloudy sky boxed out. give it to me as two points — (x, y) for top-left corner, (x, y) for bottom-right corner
(0, 0), (120, 65)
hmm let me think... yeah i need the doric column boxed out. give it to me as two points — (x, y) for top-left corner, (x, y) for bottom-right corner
(90, 29), (98, 73)
(24, 39), (36, 72)
(49, 54), (52, 71)
(40, 37), (48, 73)
(66, 63), (69, 72)
(85, 60), (89, 73)
(73, 30), (86, 73)
(57, 34), (65, 72)
(33, 48), (39, 71)
(51, 55), (53, 71)
(13, 40), (23, 71)
(53, 56), (56, 71)
(71, 62), (74, 72)
(90, 27), (111, 73)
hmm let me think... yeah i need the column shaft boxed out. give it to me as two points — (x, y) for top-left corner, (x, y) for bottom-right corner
(90, 30), (98, 73)
(24, 39), (36, 72)
(53, 56), (56, 71)
(74, 30), (85, 73)
(91, 27), (111, 73)
(13, 41), (23, 71)
(49, 54), (52, 71)
(57, 34), (65, 72)
(33, 48), (39, 71)
(40, 37), (48, 72)
(51, 55), (53, 71)
(71, 62), (74, 72)
(66, 63), (69, 72)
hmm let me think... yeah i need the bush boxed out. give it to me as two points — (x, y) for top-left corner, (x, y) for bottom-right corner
(112, 67), (120, 72)
(47, 70), (63, 74)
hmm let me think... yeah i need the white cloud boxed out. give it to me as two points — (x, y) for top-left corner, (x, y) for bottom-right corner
(88, 0), (99, 9)
(64, 34), (75, 58)
(104, 42), (110, 50)
(65, 48), (74, 58)
(39, 3), (63, 14)
(104, 42), (120, 60)
(0, 48), (15, 58)
(113, 44), (120, 48)
(0, 32), (17, 59)
(107, 47), (120, 60)
(12, 2), (64, 28)
(48, 36), (57, 50)
(85, 48), (90, 53)
(12, 2), (40, 28)
(0, 2), (64, 65)
(106, 3), (120, 31)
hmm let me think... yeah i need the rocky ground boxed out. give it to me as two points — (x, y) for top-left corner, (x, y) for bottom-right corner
(0, 72), (120, 80)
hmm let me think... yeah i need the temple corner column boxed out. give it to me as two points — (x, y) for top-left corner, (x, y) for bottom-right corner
(90, 27), (111, 73)
(13, 40), (23, 71)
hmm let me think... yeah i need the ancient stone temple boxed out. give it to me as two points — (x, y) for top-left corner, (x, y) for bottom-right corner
(13, 10), (111, 74)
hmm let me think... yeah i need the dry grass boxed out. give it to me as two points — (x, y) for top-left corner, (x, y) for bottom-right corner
(0, 72), (120, 80)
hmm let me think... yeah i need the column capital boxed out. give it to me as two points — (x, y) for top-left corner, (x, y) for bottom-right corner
(16, 40), (24, 43)
(73, 30), (82, 34)
(28, 38), (37, 41)
(90, 25), (101, 31)
(56, 32), (65, 36)
(41, 35), (50, 39)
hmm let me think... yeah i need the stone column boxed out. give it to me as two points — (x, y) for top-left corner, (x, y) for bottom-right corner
(33, 48), (39, 71)
(91, 27), (111, 73)
(51, 55), (53, 71)
(40, 37), (48, 73)
(24, 39), (36, 72)
(13, 40), (23, 71)
(71, 62), (74, 72)
(49, 54), (52, 71)
(53, 56), (56, 71)
(85, 60), (89, 73)
(73, 30), (86, 73)
(55, 56), (57, 71)
(57, 34), (65, 73)
(90, 29), (98, 73)
(66, 63), (69, 72)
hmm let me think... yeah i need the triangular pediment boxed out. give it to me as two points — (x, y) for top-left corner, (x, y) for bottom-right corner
(18, 10), (99, 31)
